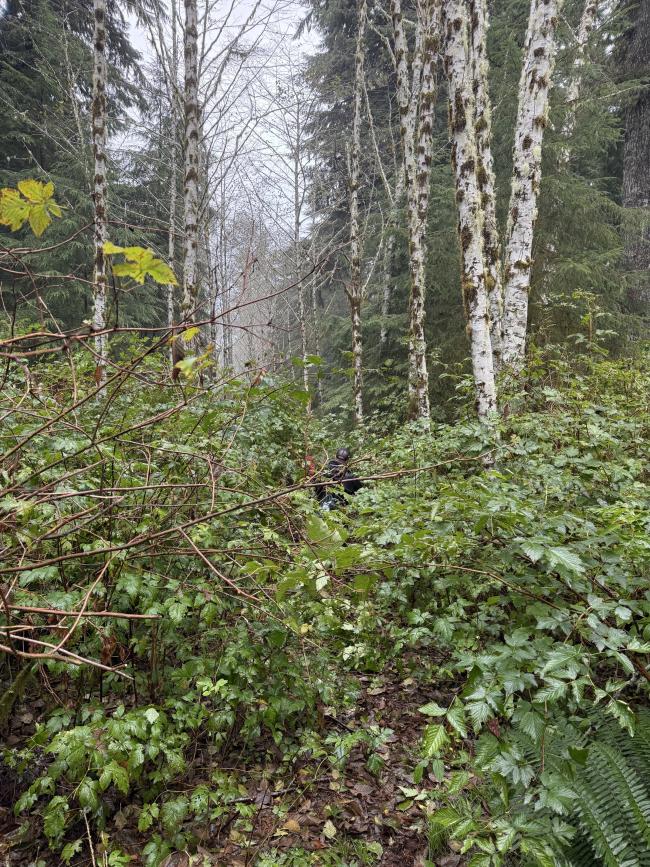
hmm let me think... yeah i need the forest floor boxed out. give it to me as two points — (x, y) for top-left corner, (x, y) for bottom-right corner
(1, 663), (460, 866)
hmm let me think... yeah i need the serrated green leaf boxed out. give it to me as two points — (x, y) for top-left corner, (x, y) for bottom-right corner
(446, 703), (468, 738)
(423, 723), (448, 758)
(418, 701), (447, 717)
(61, 839), (83, 864)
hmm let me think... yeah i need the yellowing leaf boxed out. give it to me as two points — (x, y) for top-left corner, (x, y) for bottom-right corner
(322, 819), (337, 839)
(103, 241), (125, 255)
(182, 326), (200, 343)
(104, 242), (178, 285)
(147, 258), (177, 284)
(28, 204), (51, 237)
(0, 181), (62, 235)
(0, 188), (30, 230)
(17, 178), (50, 203)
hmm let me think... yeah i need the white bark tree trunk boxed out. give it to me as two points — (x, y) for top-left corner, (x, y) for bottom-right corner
(181, 0), (200, 332)
(501, 0), (563, 369)
(92, 0), (108, 388)
(167, 0), (179, 363)
(293, 121), (310, 408)
(443, 0), (497, 420)
(391, 0), (439, 423)
(346, 0), (367, 426)
(470, 0), (502, 372)
(380, 166), (405, 348)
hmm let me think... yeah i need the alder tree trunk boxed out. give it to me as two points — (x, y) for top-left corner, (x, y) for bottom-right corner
(501, 0), (563, 370)
(346, 0), (367, 426)
(470, 0), (502, 372)
(411, 2), (438, 421)
(444, 0), (497, 420)
(167, 0), (179, 361)
(622, 0), (650, 309)
(181, 0), (200, 333)
(379, 166), (405, 348)
(310, 263), (323, 407)
(293, 127), (310, 408)
(92, 0), (108, 388)
(391, 0), (439, 423)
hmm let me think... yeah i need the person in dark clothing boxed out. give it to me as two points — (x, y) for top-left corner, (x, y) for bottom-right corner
(314, 447), (362, 510)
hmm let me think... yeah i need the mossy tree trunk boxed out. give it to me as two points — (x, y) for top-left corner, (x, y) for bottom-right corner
(391, 0), (440, 424)
(621, 0), (650, 309)
(501, 0), (563, 370)
(443, 0), (497, 420)
(92, 0), (108, 388)
(346, 0), (367, 426)
(181, 0), (200, 337)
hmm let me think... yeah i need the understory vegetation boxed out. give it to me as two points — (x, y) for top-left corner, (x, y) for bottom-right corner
(1, 345), (649, 866)
(1, 0), (649, 862)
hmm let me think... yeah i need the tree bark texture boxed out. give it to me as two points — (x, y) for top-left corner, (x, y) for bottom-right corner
(443, 0), (497, 419)
(621, 0), (650, 308)
(92, 0), (108, 387)
(380, 167), (405, 347)
(501, 0), (563, 369)
(181, 0), (200, 327)
(391, 0), (439, 423)
(168, 0), (179, 361)
(293, 117), (310, 408)
(470, 0), (502, 371)
(347, 0), (367, 426)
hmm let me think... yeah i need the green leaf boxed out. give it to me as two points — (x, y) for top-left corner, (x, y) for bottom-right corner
(446, 703), (468, 739)
(161, 796), (189, 832)
(423, 723), (448, 758)
(144, 707), (160, 725)
(419, 701), (447, 717)
(606, 698), (635, 736)
(138, 802), (159, 832)
(546, 546), (585, 574)
(43, 795), (68, 842)
(61, 839), (83, 865)
(99, 760), (129, 795)
(77, 777), (100, 811)
(568, 745), (589, 766)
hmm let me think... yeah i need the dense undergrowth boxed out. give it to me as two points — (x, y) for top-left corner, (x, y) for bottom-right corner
(1, 346), (649, 866)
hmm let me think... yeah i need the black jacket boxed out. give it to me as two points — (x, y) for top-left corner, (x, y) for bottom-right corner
(315, 458), (362, 502)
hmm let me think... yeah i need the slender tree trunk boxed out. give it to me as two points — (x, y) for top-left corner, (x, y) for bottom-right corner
(560, 0), (599, 158)
(181, 0), (200, 330)
(621, 0), (650, 309)
(411, 1), (438, 420)
(443, 0), (497, 420)
(391, 0), (437, 423)
(167, 0), (179, 363)
(501, 0), (563, 369)
(309, 249), (324, 406)
(217, 180), (232, 368)
(379, 166), (405, 348)
(92, 0), (108, 388)
(470, 0), (502, 372)
(293, 115), (310, 407)
(346, 0), (367, 426)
